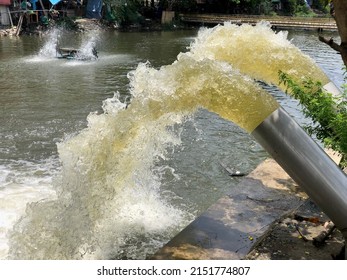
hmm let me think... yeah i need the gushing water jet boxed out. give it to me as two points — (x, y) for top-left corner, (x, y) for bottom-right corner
(189, 22), (347, 256)
(7, 23), (346, 260)
(192, 21), (347, 239)
(188, 22), (341, 96)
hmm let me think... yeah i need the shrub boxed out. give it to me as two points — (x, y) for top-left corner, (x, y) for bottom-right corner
(279, 71), (347, 168)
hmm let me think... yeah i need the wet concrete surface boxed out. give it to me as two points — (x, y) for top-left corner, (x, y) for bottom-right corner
(151, 156), (346, 260)
(151, 159), (308, 259)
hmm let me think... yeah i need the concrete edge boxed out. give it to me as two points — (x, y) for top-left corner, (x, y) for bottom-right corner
(151, 158), (307, 260)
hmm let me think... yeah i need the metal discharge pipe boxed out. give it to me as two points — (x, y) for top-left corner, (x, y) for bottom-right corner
(251, 107), (347, 253)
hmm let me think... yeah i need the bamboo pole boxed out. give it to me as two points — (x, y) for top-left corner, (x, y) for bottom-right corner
(7, 6), (13, 27)
(39, 0), (47, 16)
(15, 13), (24, 36)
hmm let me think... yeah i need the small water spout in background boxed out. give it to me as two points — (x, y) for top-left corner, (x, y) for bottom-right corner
(77, 29), (100, 59)
(37, 28), (100, 60)
(38, 28), (62, 58)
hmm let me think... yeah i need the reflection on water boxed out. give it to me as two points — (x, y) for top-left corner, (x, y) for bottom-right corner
(0, 26), (344, 259)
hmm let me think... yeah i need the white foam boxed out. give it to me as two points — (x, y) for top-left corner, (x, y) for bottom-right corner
(0, 176), (56, 259)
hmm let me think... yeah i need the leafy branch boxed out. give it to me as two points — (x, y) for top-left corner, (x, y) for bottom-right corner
(279, 71), (347, 168)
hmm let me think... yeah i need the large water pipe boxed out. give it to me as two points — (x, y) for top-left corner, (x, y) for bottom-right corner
(251, 106), (347, 258)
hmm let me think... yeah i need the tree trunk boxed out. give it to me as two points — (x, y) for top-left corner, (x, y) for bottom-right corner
(333, 0), (347, 67)
(333, 0), (347, 66)
(319, 0), (347, 67)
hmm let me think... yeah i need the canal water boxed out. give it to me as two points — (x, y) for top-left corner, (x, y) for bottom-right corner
(0, 25), (344, 259)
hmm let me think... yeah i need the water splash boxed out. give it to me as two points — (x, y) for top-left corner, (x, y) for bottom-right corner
(37, 28), (99, 60)
(76, 29), (100, 60)
(8, 90), (192, 259)
(8, 23), (327, 260)
(38, 28), (62, 58)
(188, 21), (329, 88)
(7, 57), (277, 259)
(0, 159), (57, 259)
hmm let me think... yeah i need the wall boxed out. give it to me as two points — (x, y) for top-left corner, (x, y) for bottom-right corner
(0, 5), (11, 25)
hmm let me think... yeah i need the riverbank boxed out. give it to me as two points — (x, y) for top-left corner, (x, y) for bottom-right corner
(0, 13), (338, 37)
(0, 17), (105, 36)
(151, 152), (346, 260)
(179, 13), (337, 31)
(0, 26), (16, 36)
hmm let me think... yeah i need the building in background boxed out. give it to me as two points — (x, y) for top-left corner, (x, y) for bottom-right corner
(0, 0), (11, 25)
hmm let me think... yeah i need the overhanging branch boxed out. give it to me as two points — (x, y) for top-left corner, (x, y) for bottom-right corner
(318, 36), (342, 53)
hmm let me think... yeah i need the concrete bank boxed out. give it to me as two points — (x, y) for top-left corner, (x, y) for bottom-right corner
(179, 14), (337, 31)
(151, 153), (345, 260)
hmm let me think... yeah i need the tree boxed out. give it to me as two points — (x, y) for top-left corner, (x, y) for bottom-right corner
(279, 72), (347, 168)
(164, 0), (198, 12)
(103, 0), (143, 27)
(319, 0), (347, 67)
(159, 0), (177, 10)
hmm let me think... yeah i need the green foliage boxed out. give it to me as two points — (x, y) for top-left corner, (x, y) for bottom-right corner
(171, 0), (199, 12)
(295, 3), (315, 17)
(282, 0), (297, 15)
(55, 17), (79, 30)
(311, 0), (329, 10)
(240, 0), (272, 14)
(279, 71), (347, 168)
(279, 0), (326, 16)
(104, 0), (143, 27)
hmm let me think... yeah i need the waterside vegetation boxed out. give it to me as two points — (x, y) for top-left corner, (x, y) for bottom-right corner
(1, 0), (335, 34)
(91, 0), (334, 28)
(279, 71), (347, 168)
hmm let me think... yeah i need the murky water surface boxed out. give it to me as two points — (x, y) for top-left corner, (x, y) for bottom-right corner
(0, 26), (344, 259)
